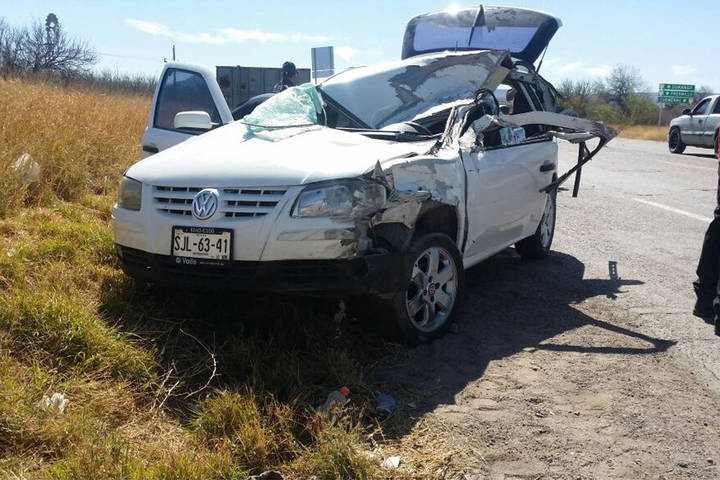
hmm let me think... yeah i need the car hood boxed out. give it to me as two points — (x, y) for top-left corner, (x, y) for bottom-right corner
(126, 122), (429, 188)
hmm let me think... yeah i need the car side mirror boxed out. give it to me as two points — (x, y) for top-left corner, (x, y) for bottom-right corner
(682, 108), (691, 116)
(174, 111), (213, 131)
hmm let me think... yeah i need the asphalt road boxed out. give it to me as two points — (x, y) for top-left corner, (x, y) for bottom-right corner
(555, 137), (720, 393)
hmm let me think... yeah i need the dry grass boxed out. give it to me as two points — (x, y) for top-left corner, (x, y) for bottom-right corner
(0, 77), (147, 217)
(0, 78), (381, 478)
(615, 124), (667, 142)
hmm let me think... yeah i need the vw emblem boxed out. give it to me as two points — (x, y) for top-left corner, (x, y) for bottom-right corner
(192, 189), (218, 220)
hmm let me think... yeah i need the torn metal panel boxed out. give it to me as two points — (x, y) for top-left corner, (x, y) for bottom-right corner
(371, 152), (466, 245)
(319, 50), (510, 129)
(500, 111), (618, 142)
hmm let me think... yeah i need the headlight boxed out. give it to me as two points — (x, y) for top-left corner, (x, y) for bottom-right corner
(292, 181), (386, 218)
(117, 176), (142, 211)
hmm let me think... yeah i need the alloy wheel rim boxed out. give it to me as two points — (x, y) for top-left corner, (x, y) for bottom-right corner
(405, 246), (458, 332)
(540, 194), (555, 249)
(670, 131), (679, 149)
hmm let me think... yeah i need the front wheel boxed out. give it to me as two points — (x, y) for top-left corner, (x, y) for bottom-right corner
(380, 233), (464, 344)
(668, 128), (686, 154)
(515, 191), (556, 259)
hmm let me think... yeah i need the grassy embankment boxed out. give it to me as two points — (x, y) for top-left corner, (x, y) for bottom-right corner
(0, 78), (381, 479)
(615, 124), (667, 142)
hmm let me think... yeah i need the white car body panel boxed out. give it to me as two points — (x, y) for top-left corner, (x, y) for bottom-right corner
(129, 121), (427, 188)
(463, 140), (556, 261)
(140, 62), (233, 159)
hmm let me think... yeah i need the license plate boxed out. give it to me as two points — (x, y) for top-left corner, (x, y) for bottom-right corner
(172, 226), (232, 263)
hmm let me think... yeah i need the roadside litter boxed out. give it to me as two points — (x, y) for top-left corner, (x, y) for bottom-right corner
(316, 386), (349, 420)
(11, 153), (41, 185)
(244, 471), (282, 480)
(381, 456), (401, 469)
(374, 391), (397, 417)
(36, 393), (68, 414)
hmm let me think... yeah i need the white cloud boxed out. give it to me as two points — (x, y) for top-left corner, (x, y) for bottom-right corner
(672, 65), (696, 76)
(335, 46), (358, 62)
(217, 28), (284, 43)
(584, 64), (612, 77)
(557, 61), (584, 73)
(545, 60), (612, 78)
(290, 33), (329, 44)
(125, 19), (172, 37)
(125, 19), (327, 45)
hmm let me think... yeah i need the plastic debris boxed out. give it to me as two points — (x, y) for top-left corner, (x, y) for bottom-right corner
(243, 83), (323, 142)
(11, 153), (41, 185)
(37, 392), (68, 414)
(245, 471), (283, 480)
(381, 456), (401, 469)
(6, 248), (16, 258)
(316, 386), (349, 420)
(374, 391), (397, 417)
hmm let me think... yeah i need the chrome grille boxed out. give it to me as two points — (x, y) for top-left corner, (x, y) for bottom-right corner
(153, 186), (287, 218)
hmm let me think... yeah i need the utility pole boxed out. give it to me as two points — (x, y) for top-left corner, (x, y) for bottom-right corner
(172, 44), (176, 61)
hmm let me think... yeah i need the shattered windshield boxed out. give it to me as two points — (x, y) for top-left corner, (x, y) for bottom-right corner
(242, 83), (323, 141)
(319, 51), (509, 130)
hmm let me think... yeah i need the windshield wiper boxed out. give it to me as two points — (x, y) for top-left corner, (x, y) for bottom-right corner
(240, 121), (318, 130)
(337, 127), (438, 142)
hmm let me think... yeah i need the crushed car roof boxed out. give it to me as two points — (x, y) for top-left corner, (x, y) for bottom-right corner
(319, 50), (510, 129)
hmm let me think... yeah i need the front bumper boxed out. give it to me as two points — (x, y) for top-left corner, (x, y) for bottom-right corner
(116, 244), (408, 295)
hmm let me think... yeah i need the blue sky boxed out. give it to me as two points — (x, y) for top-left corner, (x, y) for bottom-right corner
(3, 0), (718, 91)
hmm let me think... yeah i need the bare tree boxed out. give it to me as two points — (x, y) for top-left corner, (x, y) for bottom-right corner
(557, 79), (596, 117)
(694, 85), (714, 103)
(606, 65), (644, 115)
(21, 14), (96, 76)
(0, 19), (28, 74)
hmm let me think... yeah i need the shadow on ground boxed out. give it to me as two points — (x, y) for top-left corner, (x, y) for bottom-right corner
(367, 249), (674, 438)
(108, 248), (674, 440)
(682, 152), (718, 160)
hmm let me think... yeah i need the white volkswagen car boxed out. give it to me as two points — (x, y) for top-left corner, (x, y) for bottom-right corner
(113, 6), (616, 343)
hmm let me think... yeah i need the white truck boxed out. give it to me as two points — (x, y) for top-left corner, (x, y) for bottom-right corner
(668, 95), (720, 155)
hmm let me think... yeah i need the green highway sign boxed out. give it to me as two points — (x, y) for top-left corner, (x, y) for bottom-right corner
(658, 83), (694, 104)
(657, 96), (691, 104)
(659, 83), (695, 92)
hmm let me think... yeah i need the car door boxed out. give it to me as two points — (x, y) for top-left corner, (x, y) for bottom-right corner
(702, 97), (720, 147)
(684, 97), (711, 146)
(462, 136), (556, 262)
(140, 63), (233, 159)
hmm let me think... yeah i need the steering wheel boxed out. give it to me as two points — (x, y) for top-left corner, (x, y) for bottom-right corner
(403, 121), (433, 135)
(474, 88), (500, 117)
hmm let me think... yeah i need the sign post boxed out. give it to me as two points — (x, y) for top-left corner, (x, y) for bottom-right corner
(311, 47), (334, 84)
(657, 83), (694, 126)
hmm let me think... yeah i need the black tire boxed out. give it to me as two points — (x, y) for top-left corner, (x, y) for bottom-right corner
(714, 133), (718, 156)
(378, 233), (464, 345)
(515, 191), (556, 260)
(668, 127), (686, 154)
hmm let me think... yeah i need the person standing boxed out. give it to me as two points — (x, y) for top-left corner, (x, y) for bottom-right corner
(693, 126), (720, 336)
(273, 61), (298, 93)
